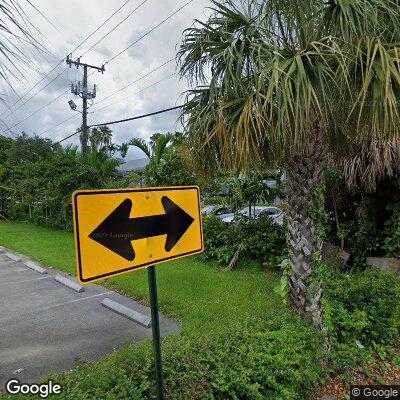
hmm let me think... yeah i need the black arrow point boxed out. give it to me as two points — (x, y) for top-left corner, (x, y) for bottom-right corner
(89, 196), (195, 260)
(161, 196), (194, 252)
(89, 198), (136, 261)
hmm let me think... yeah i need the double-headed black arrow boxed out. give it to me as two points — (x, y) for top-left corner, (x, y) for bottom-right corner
(89, 196), (195, 261)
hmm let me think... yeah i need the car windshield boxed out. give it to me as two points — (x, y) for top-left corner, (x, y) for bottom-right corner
(261, 209), (279, 216)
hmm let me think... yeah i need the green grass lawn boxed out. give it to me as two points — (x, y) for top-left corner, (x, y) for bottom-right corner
(0, 220), (282, 338)
(1, 221), (332, 400)
(5, 220), (397, 399)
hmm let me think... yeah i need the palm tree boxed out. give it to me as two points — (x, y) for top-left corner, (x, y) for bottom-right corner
(123, 133), (173, 183)
(178, 0), (400, 332)
(89, 125), (113, 152)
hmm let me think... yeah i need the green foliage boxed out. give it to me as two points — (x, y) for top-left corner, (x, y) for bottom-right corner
(202, 213), (287, 269)
(341, 201), (385, 269)
(179, 0), (400, 180)
(202, 195), (230, 206)
(323, 169), (398, 268)
(0, 135), (122, 230)
(123, 132), (196, 187)
(6, 133), (53, 163)
(89, 125), (113, 151)
(0, 220), (325, 400)
(164, 313), (324, 400)
(310, 184), (330, 242)
(273, 258), (292, 304)
(227, 173), (275, 212)
(384, 202), (400, 258)
(10, 312), (324, 400)
(323, 268), (400, 368)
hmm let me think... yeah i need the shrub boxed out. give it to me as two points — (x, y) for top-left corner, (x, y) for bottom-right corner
(202, 213), (287, 269)
(323, 269), (400, 368)
(201, 312), (324, 400)
(40, 312), (324, 400)
(384, 203), (400, 258)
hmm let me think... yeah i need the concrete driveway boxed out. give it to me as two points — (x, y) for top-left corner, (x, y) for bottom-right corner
(0, 249), (179, 389)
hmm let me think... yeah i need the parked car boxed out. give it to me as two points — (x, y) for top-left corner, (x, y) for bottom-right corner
(201, 205), (234, 219)
(221, 206), (284, 225)
(202, 205), (217, 215)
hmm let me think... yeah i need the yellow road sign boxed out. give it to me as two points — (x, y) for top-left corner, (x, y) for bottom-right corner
(72, 186), (203, 284)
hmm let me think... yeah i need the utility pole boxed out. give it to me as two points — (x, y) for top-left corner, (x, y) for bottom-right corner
(66, 54), (105, 153)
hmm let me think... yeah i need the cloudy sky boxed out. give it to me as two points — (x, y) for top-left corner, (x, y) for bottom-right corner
(0, 0), (212, 159)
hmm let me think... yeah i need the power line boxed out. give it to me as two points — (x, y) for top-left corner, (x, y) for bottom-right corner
(39, 72), (175, 138)
(79, 0), (150, 59)
(0, 118), (18, 137)
(94, 58), (174, 106)
(54, 130), (81, 145)
(4, 89), (69, 132)
(37, 114), (81, 138)
(25, 0), (61, 32)
(90, 105), (182, 127)
(0, 61), (64, 119)
(0, 0), (134, 119)
(1, 66), (68, 122)
(104, 0), (195, 66)
(53, 105), (183, 145)
(92, 73), (176, 115)
(32, 0), (192, 141)
(74, 0), (134, 58)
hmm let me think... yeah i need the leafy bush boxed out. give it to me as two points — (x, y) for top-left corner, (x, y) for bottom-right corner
(323, 269), (400, 368)
(202, 213), (287, 269)
(32, 312), (324, 400)
(343, 216), (384, 269)
(199, 313), (324, 400)
(1, 146), (122, 231)
(323, 169), (399, 268)
(384, 202), (400, 258)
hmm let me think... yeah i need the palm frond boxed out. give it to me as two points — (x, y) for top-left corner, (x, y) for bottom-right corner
(128, 138), (151, 159)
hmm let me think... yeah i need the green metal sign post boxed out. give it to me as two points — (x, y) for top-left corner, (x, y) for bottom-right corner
(147, 265), (165, 400)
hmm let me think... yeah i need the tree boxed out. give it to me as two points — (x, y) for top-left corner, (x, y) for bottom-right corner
(89, 125), (113, 152)
(123, 132), (195, 186)
(5, 133), (52, 163)
(178, 0), (400, 332)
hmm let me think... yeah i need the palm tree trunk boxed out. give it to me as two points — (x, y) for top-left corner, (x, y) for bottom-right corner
(286, 132), (327, 334)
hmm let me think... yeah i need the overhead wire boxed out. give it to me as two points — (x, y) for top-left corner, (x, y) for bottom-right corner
(74, 0), (134, 58)
(0, 61), (64, 119)
(25, 0), (61, 33)
(37, 114), (81, 138)
(93, 58), (174, 107)
(79, 0), (150, 59)
(0, 0), (135, 120)
(5, 89), (69, 132)
(92, 73), (176, 115)
(53, 105), (183, 145)
(21, 0), (194, 141)
(1, 66), (69, 125)
(90, 105), (182, 128)
(103, 0), (195, 66)
(39, 71), (176, 140)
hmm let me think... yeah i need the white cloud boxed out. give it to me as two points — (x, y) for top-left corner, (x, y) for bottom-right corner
(0, 0), (212, 159)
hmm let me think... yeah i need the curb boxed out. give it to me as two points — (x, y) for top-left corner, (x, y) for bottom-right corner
(24, 261), (47, 275)
(101, 298), (152, 328)
(54, 275), (85, 293)
(5, 252), (22, 262)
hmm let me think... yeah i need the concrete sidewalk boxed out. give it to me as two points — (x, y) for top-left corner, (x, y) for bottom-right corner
(0, 249), (179, 389)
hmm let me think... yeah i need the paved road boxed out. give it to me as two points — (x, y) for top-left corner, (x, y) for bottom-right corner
(0, 251), (179, 389)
